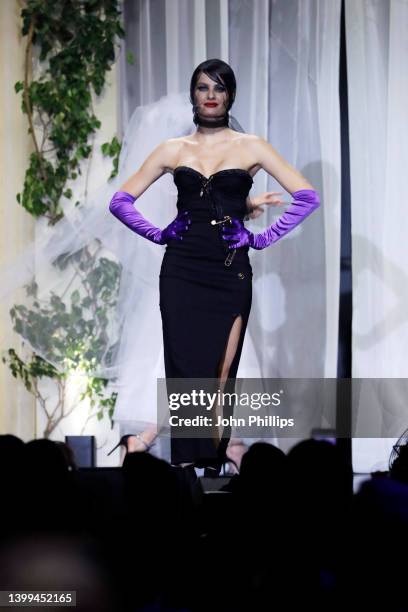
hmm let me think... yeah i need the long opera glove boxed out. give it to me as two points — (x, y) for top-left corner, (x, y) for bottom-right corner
(221, 189), (320, 250)
(109, 190), (191, 245)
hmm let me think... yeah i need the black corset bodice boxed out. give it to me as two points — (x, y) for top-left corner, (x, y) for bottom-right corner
(165, 166), (253, 264)
(173, 165), (253, 220)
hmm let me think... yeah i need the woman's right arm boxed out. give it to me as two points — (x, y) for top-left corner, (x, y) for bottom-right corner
(109, 139), (191, 245)
(119, 139), (180, 198)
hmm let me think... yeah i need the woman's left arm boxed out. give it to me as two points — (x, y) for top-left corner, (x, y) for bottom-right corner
(248, 135), (315, 193)
(222, 136), (320, 250)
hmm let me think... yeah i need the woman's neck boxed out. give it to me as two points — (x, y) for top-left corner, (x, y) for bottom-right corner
(194, 122), (231, 143)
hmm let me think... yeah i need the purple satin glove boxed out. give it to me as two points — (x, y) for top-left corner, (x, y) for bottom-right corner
(221, 189), (320, 250)
(109, 190), (191, 245)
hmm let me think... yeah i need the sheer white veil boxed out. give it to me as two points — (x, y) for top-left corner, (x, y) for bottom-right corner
(1, 90), (245, 429)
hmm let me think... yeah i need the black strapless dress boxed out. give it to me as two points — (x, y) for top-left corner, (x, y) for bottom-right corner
(159, 166), (254, 465)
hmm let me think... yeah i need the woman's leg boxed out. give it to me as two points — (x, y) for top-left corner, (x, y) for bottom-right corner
(217, 316), (244, 382)
(214, 315), (249, 469)
(215, 315), (243, 435)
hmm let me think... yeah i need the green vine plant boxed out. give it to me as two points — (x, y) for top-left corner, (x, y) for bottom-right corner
(101, 135), (122, 181)
(15, 0), (125, 225)
(2, 0), (133, 439)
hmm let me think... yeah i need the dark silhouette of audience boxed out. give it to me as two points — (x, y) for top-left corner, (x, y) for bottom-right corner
(0, 433), (407, 611)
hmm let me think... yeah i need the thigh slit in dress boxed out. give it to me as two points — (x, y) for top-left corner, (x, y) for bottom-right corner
(159, 166), (253, 466)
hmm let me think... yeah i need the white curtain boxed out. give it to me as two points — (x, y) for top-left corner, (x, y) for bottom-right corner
(346, 0), (408, 472)
(116, 0), (342, 456)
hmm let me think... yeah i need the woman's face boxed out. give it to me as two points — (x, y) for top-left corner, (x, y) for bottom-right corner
(194, 71), (229, 121)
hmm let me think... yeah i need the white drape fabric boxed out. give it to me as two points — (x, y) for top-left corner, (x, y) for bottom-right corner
(346, 0), (408, 472)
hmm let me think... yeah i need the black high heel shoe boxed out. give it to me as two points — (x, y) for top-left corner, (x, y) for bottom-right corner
(171, 463), (198, 482)
(203, 458), (239, 477)
(107, 434), (155, 456)
(203, 442), (239, 477)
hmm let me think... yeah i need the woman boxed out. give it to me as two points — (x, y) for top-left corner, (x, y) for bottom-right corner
(108, 59), (320, 473)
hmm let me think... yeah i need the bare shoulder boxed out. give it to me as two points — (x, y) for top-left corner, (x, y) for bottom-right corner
(243, 134), (315, 192)
(239, 133), (259, 141)
(154, 138), (184, 171)
(166, 135), (195, 147)
(243, 133), (273, 150)
(118, 138), (184, 197)
(158, 137), (185, 150)
(237, 133), (272, 156)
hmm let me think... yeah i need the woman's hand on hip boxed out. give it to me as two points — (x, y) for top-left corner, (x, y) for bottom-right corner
(221, 218), (253, 249)
(161, 211), (191, 243)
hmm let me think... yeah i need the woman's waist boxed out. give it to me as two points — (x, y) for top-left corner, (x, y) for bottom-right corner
(178, 209), (247, 224)
(162, 241), (251, 265)
(164, 222), (248, 258)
